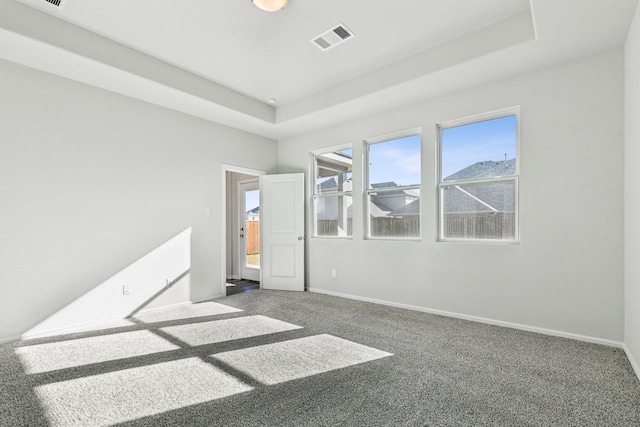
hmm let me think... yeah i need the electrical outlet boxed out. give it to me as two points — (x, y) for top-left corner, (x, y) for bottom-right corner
(122, 284), (131, 295)
(331, 269), (337, 278)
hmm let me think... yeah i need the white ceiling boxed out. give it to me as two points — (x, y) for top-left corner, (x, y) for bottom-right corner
(1, 0), (638, 139)
(54, 0), (531, 104)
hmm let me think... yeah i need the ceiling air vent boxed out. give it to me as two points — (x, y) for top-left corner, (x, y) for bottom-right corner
(311, 23), (355, 51)
(23, 0), (66, 8)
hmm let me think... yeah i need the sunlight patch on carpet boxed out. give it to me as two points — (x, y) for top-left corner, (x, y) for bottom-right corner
(35, 357), (252, 427)
(161, 315), (302, 346)
(16, 330), (179, 374)
(53, 318), (137, 335)
(132, 301), (242, 323)
(211, 334), (392, 385)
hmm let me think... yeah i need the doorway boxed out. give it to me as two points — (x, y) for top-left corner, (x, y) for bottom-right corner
(223, 166), (265, 297)
(222, 166), (305, 297)
(239, 178), (260, 282)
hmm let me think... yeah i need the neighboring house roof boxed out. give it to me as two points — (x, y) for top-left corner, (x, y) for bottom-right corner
(316, 165), (515, 218)
(317, 152), (352, 175)
(370, 181), (414, 197)
(371, 182), (397, 189)
(319, 178), (338, 191)
(443, 159), (516, 214)
(386, 159), (517, 216)
(368, 202), (391, 218)
(389, 198), (420, 216)
(338, 199), (388, 218)
(317, 177), (352, 192)
(444, 159), (516, 181)
(246, 206), (260, 219)
(443, 182), (516, 213)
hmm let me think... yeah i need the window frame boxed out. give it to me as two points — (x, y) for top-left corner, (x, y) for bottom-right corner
(436, 107), (520, 244)
(311, 144), (354, 239)
(363, 128), (422, 241)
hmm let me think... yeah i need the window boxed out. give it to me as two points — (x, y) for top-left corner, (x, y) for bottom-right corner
(365, 131), (421, 239)
(438, 110), (518, 242)
(313, 147), (353, 237)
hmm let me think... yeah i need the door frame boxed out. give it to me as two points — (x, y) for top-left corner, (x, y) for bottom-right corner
(238, 178), (260, 282)
(221, 164), (266, 297)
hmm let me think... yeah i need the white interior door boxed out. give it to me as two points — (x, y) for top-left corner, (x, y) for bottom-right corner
(239, 179), (260, 282)
(260, 173), (305, 291)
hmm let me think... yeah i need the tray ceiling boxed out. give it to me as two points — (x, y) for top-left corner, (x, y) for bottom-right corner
(1, 0), (638, 139)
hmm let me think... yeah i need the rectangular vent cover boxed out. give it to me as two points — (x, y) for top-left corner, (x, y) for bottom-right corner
(16, 0), (66, 12)
(311, 23), (355, 51)
(27, 0), (66, 8)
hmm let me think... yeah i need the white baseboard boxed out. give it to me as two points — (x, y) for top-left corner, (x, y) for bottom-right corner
(194, 293), (224, 303)
(19, 301), (193, 341)
(0, 335), (22, 345)
(623, 344), (640, 382)
(308, 288), (624, 349)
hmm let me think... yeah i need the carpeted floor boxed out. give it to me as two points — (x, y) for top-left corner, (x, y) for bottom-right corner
(1, 290), (640, 426)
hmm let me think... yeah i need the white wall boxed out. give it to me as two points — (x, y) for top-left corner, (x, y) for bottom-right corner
(625, 2), (640, 377)
(0, 59), (277, 342)
(278, 50), (625, 343)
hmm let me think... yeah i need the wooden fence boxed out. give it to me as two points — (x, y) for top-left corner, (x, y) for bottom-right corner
(442, 213), (515, 240)
(370, 217), (420, 237)
(316, 218), (420, 238)
(316, 219), (353, 236)
(317, 213), (515, 239)
(246, 221), (260, 254)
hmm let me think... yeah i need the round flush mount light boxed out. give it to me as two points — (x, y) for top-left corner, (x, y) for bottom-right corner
(266, 97), (277, 105)
(252, 0), (288, 12)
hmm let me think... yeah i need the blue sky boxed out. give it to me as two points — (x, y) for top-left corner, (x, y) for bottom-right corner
(248, 116), (516, 210)
(368, 115), (517, 184)
(245, 189), (260, 212)
(369, 134), (421, 186)
(441, 115), (517, 178)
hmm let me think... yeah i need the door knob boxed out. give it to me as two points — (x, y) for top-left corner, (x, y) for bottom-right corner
(298, 236), (304, 240)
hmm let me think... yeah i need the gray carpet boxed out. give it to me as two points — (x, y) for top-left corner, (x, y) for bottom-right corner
(1, 290), (639, 426)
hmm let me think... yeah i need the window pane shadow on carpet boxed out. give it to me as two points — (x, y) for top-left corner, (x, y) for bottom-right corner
(1, 290), (639, 426)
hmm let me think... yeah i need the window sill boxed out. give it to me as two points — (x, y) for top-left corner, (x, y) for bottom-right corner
(437, 238), (519, 245)
(365, 237), (422, 242)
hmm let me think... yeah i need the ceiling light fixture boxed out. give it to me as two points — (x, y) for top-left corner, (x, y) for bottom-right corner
(252, 0), (288, 12)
